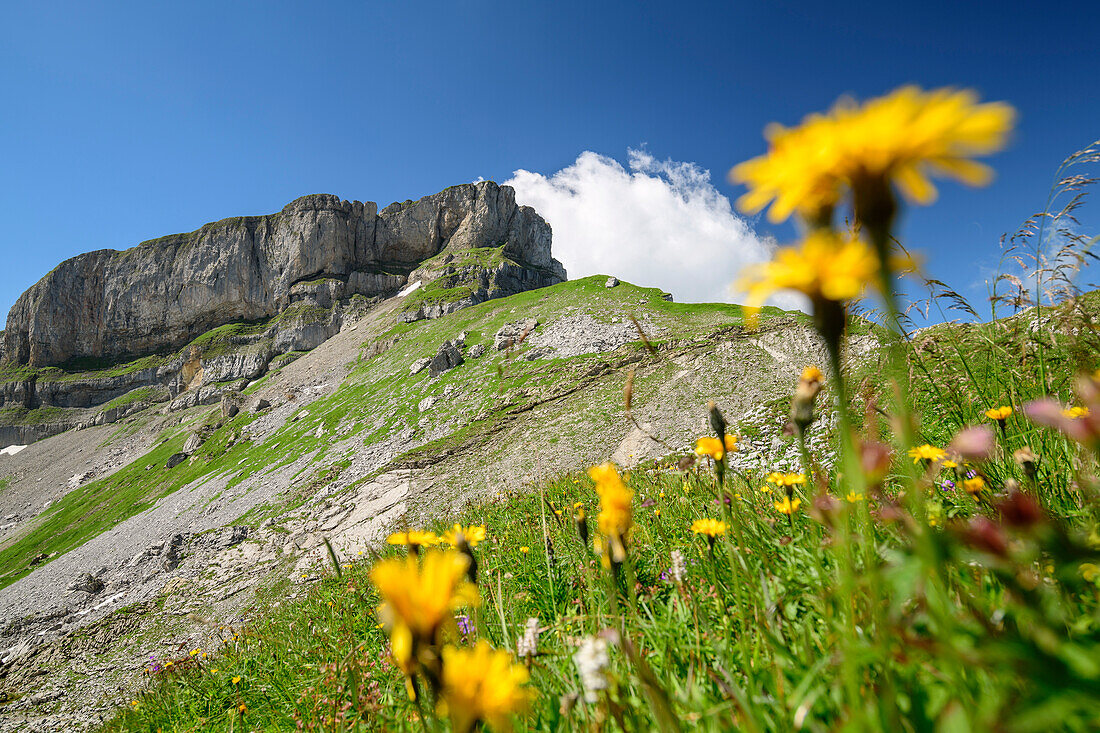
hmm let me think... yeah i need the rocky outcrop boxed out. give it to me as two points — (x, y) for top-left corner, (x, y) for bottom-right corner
(3, 182), (565, 368)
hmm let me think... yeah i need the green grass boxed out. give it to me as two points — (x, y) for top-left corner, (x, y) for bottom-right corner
(0, 405), (72, 426)
(99, 269), (1100, 731)
(104, 421), (1100, 731)
(103, 387), (163, 412)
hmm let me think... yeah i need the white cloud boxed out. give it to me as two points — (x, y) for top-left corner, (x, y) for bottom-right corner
(505, 148), (804, 309)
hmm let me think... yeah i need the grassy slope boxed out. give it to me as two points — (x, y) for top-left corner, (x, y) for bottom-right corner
(0, 277), (796, 591)
(102, 289), (1100, 732)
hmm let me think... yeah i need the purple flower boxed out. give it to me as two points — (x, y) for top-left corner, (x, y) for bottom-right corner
(455, 614), (473, 636)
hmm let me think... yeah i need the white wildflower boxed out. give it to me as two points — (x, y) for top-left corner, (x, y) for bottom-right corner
(670, 550), (687, 583)
(517, 617), (540, 658)
(572, 636), (610, 703)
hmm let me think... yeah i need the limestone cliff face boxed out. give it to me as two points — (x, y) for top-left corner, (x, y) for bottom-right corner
(3, 182), (565, 367)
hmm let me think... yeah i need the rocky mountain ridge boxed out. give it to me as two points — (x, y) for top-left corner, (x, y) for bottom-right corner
(0, 182), (565, 448)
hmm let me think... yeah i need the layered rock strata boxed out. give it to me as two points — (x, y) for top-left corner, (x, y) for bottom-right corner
(0, 182), (565, 447)
(3, 182), (564, 368)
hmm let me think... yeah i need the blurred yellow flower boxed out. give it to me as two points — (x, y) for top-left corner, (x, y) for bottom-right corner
(908, 444), (947, 464)
(827, 86), (1014, 206)
(766, 472), (806, 488)
(232, 676), (241, 685)
(732, 86), (1014, 222)
(690, 518), (727, 537)
(442, 524), (487, 548)
(1063, 406), (1091, 419)
(370, 551), (480, 646)
(845, 492), (864, 503)
(800, 365), (824, 384)
(588, 463), (633, 562)
(737, 231), (879, 327)
(985, 406), (1012, 421)
(387, 530), (441, 547)
(940, 459), (958, 469)
(731, 112), (845, 223)
(963, 476), (986, 496)
(1081, 563), (1099, 583)
(774, 497), (801, 516)
(695, 435), (737, 461)
(519, 546), (530, 554)
(439, 640), (533, 733)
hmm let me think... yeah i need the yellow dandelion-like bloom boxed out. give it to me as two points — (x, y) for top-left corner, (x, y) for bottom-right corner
(519, 546), (530, 554)
(731, 112), (846, 223)
(731, 86), (1014, 223)
(963, 477), (986, 496)
(774, 496), (802, 516)
(845, 492), (864, 503)
(736, 231), (879, 327)
(588, 463), (633, 561)
(941, 459), (958, 469)
(908, 444), (947, 464)
(438, 641), (533, 733)
(827, 86), (1014, 206)
(766, 472), (806, 488)
(985, 406), (1012, 421)
(800, 365), (824, 384)
(386, 529), (441, 547)
(694, 435), (738, 461)
(691, 518), (728, 537)
(1063, 406), (1091, 419)
(370, 550), (480, 645)
(232, 676), (242, 685)
(442, 524), (487, 548)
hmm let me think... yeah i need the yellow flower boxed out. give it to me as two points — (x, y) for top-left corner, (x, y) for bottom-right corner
(1081, 563), (1099, 583)
(238, 703), (247, 714)
(386, 529), (441, 547)
(370, 551), (480, 645)
(800, 365), (824, 384)
(908, 444), (947, 464)
(774, 497), (801, 516)
(827, 86), (1014, 206)
(963, 476), (986, 496)
(731, 86), (1014, 222)
(442, 524), (487, 548)
(736, 231), (879, 327)
(985, 406), (1012, 421)
(690, 518), (727, 537)
(588, 463), (633, 562)
(519, 546), (530, 554)
(232, 676), (241, 685)
(940, 459), (958, 469)
(1063, 406), (1091, 419)
(694, 435), (737, 461)
(766, 472), (806, 488)
(845, 492), (864, 503)
(438, 641), (533, 733)
(731, 112), (846, 222)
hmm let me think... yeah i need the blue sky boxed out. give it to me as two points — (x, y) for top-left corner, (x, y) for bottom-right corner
(2, 0), (1098, 322)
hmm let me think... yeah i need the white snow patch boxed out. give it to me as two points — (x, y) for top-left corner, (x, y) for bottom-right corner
(397, 281), (422, 298)
(0, 445), (27, 457)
